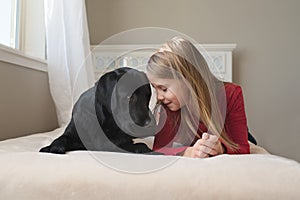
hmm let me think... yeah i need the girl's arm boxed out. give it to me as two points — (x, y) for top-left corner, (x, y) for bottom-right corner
(222, 85), (250, 154)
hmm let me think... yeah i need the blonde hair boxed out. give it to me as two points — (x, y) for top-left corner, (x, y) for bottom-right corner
(147, 37), (238, 151)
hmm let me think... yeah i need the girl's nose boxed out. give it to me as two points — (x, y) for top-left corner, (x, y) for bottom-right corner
(156, 91), (164, 101)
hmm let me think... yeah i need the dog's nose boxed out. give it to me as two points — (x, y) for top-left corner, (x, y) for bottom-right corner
(143, 118), (151, 126)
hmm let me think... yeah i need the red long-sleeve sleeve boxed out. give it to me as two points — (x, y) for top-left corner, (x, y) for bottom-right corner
(222, 84), (250, 154)
(153, 83), (250, 155)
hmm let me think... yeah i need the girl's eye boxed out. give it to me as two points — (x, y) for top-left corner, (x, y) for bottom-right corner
(162, 88), (167, 92)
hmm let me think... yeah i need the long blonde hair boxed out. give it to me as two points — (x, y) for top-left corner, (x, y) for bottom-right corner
(147, 37), (238, 150)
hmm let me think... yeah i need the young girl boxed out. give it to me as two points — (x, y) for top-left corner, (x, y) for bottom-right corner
(146, 37), (250, 158)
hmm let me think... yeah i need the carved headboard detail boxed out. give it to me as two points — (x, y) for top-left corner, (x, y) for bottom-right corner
(91, 44), (236, 82)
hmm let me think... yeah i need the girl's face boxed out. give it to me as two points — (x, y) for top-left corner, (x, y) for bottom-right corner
(147, 75), (188, 111)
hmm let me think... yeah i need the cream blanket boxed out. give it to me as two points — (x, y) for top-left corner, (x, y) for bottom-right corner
(0, 128), (300, 200)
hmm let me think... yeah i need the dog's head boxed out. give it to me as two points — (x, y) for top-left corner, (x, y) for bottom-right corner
(95, 67), (156, 138)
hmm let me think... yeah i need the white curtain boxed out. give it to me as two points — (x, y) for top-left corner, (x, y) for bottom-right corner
(44, 0), (95, 126)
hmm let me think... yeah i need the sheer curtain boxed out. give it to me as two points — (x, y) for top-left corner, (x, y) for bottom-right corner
(44, 0), (95, 126)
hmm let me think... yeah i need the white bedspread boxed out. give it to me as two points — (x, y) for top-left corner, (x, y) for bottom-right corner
(1, 128), (300, 200)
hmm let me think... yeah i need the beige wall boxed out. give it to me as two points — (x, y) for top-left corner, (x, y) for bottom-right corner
(86, 0), (300, 161)
(0, 61), (58, 140)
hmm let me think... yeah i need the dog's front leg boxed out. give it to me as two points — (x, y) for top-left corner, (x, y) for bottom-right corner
(39, 119), (86, 154)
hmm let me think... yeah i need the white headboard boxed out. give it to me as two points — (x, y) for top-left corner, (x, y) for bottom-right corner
(91, 44), (236, 82)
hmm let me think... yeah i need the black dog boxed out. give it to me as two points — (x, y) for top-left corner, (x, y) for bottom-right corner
(40, 67), (158, 154)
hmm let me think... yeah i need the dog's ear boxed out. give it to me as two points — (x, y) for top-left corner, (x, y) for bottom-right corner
(96, 71), (118, 108)
(94, 71), (119, 125)
(95, 68), (130, 109)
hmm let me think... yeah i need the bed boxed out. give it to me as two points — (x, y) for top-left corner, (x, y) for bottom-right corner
(2, 42), (300, 199)
(1, 127), (300, 200)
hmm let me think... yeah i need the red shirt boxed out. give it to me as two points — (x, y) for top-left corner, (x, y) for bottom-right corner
(153, 83), (250, 155)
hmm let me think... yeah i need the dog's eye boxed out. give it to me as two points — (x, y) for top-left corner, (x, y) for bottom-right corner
(129, 95), (138, 103)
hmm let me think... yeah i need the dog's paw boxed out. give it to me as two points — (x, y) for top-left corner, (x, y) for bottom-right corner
(39, 146), (51, 153)
(39, 145), (66, 154)
(130, 143), (163, 155)
(145, 151), (164, 155)
(131, 143), (153, 154)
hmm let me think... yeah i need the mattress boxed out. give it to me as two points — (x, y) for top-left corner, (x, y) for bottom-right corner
(0, 127), (300, 200)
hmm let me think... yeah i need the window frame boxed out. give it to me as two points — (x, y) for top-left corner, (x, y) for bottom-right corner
(0, 43), (47, 72)
(0, 0), (47, 72)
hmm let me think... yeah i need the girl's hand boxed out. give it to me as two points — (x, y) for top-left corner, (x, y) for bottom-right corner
(183, 133), (225, 158)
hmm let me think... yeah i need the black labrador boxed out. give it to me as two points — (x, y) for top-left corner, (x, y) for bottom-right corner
(40, 67), (159, 154)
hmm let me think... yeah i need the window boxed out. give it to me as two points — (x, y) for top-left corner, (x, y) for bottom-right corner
(19, 0), (46, 60)
(0, 0), (19, 48)
(0, 0), (46, 65)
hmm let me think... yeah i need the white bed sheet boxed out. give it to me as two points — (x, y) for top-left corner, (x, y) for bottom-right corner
(1, 128), (300, 200)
